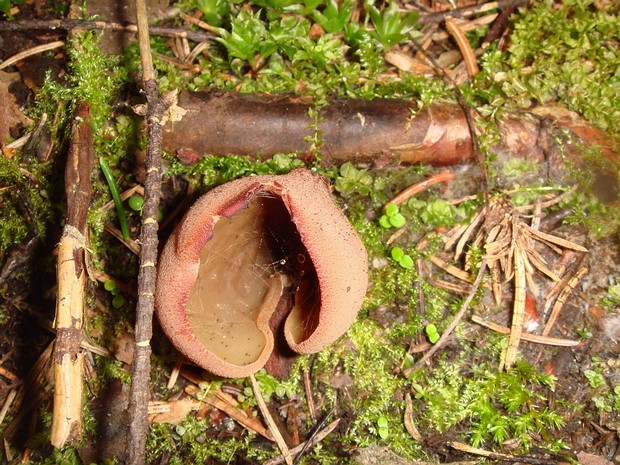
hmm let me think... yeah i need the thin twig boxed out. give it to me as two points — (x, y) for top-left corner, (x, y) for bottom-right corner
(448, 440), (566, 464)
(445, 18), (479, 78)
(265, 419), (341, 465)
(250, 374), (294, 465)
(0, 19), (215, 43)
(385, 170), (455, 207)
(471, 315), (582, 347)
(50, 103), (93, 448)
(0, 41), (64, 71)
(126, 0), (168, 462)
(417, 0), (529, 24)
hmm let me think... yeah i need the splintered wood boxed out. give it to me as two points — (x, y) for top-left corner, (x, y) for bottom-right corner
(51, 103), (94, 447)
(430, 193), (588, 370)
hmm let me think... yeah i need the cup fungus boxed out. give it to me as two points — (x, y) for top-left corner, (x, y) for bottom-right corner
(156, 169), (368, 378)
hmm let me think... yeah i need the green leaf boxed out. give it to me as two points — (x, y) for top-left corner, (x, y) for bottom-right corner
(399, 254), (414, 269)
(425, 324), (437, 335)
(379, 215), (392, 228)
(390, 246), (405, 261)
(389, 213), (406, 228)
(385, 203), (399, 217)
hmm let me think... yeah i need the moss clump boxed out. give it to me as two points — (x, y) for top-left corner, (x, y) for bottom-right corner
(475, 0), (619, 137)
(410, 359), (567, 452)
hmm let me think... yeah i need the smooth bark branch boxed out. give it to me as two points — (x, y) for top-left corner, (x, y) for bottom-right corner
(162, 91), (619, 169)
(51, 103), (93, 448)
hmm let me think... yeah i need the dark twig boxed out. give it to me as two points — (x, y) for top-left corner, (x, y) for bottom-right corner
(417, 0), (528, 24)
(482, 4), (519, 47)
(0, 19), (214, 43)
(126, 0), (169, 463)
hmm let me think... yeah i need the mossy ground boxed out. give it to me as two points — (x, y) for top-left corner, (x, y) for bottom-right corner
(0, 0), (619, 463)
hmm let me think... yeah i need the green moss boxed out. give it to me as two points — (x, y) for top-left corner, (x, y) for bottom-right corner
(475, 0), (619, 137)
(410, 360), (566, 451)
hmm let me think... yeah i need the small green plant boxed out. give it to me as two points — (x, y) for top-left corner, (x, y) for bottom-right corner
(390, 246), (414, 269)
(584, 369), (606, 389)
(379, 203), (406, 228)
(366, 1), (419, 47)
(411, 360), (564, 451)
(104, 279), (125, 309)
(424, 324), (440, 344)
(194, 0), (231, 27)
(127, 195), (144, 212)
(376, 416), (389, 439)
(0, 0), (22, 17)
(333, 162), (373, 197)
(312, 0), (354, 33)
(600, 283), (620, 311)
(216, 10), (277, 72)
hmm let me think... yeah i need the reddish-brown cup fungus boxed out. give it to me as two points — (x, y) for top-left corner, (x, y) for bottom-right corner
(156, 169), (368, 378)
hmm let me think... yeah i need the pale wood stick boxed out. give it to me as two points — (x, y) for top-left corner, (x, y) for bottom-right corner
(250, 374), (293, 465)
(51, 103), (93, 448)
(471, 315), (583, 347)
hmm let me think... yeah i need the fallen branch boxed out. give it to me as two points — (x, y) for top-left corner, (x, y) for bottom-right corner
(163, 91), (619, 173)
(51, 103), (93, 448)
(125, 0), (168, 463)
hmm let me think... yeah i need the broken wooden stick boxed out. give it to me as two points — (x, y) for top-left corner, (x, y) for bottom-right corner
(51, 103), (93, 448)
(163, 91), (619, 172)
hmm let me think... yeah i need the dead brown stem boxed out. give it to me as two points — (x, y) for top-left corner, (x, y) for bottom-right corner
(126, 0), (168, 463)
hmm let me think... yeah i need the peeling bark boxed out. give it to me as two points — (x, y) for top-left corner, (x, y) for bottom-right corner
(51, 103), (93, 448)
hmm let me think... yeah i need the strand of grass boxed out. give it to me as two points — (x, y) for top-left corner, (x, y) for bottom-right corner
(99, 157), (130, 241)
(250, 374), (294, 465)
(0, 19), (214, 43)
(126, 0), (167, 462)
(406, 258), (487, 375)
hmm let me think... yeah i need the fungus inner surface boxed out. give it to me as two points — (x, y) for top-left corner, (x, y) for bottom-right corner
(186, 192), (320, 367)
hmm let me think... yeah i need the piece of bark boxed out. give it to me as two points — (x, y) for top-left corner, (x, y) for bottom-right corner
(51, 103), (94, 448)
(162, 91), (619, 172)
